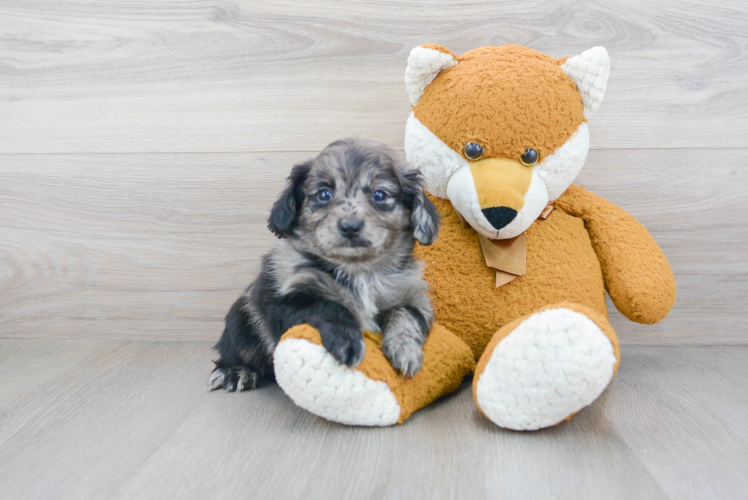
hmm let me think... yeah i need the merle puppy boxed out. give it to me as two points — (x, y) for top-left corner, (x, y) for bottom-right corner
(209, 138), (440, 392)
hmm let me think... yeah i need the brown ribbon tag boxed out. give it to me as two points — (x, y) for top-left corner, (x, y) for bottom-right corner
(539, 200), (555, 220)
(478, 233), (526, 287)
(451, 200), (555, 288)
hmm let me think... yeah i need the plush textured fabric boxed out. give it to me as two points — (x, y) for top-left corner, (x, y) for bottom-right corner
(404, 112), (467, 198)
(560, 47), (610, 118)
(472, 302), (620, 430)
(414, 194), (609, 360)
(471, 157), (532, 210)
(404, 45), (458, 106)
(473, 301), (621, 383)
(414, 45), (585, 162)
(276, 322), (475, 424)
(274, 336), (401, 426)
(556, 184), (677, 324)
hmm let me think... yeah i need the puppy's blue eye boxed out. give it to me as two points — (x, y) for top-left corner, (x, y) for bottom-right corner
(317, 189), (333, 203)
(371, 190), (388, 203)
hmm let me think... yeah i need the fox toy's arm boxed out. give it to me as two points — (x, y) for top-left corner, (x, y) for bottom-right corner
(555, 184), (676, 324)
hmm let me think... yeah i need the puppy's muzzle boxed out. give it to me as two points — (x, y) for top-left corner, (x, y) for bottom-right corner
(338, 220), (363, 239)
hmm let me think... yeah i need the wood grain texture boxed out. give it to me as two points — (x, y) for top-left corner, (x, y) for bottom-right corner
(603, 346), (748, 500)
(0, 340), (213, 499)
(1, 149), (746, 343)
(1, 0), (748, 153)
(0, 341), (745, 499)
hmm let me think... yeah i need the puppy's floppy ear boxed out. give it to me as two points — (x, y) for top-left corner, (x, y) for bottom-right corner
(268, 160), (313, 238)
(401, 168), (440, 245)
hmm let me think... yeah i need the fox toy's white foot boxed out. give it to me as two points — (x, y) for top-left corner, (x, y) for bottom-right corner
(274, 323), (475, 426)
(473, 304), (619, 431)
(274, 336), (402, 426)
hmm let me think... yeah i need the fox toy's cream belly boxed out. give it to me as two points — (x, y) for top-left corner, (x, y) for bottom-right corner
(414, 196), (607, 359)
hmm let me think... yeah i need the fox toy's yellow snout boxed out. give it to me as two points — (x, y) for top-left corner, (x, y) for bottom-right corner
(469, 157), (533, 230)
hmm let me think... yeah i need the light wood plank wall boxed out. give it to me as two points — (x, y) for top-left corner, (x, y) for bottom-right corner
(1, 0), (747, 343)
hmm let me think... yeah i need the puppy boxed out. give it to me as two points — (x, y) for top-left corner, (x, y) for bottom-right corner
(209, 138), (440, 392)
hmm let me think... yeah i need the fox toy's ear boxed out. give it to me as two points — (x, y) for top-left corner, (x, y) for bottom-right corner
(405, 44), (458, 106)
(561, 46), (610, 118)
(268, 160), (313, 238)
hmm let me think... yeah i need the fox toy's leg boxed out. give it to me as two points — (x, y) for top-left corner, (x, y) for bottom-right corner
(274, 323), (475, 426)
(473, 302), (620, 431)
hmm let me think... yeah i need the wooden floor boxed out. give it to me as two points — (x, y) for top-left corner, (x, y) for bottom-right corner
(0, 341), (745, 500)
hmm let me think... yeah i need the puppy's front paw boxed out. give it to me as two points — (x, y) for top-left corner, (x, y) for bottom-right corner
(208, 366), (259, 392)
(382, 335), (424, 378)
(320, 324), (365, 368)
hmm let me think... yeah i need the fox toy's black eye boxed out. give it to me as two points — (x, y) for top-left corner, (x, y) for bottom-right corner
(520, 148), (539, 166)
(317, 188), (333, 203)
(464, 142), (485, 161)
(371, 189), (388, 203)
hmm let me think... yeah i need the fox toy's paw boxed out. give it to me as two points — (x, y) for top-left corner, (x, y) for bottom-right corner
(274, 323), (474, 426)
(473, 303), (619, 431)
(275, 329), (401, 426)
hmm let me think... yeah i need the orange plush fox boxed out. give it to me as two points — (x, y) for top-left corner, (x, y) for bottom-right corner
(273, 44), (676, 430)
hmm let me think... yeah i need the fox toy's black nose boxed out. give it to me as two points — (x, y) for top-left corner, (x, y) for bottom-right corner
(481, 207), (517, 230)
(339, 220), (363, 238)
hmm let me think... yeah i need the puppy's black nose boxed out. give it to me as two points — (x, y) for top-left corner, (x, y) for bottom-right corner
(339, 220), (363, 238)
(481, 207), (517, 230)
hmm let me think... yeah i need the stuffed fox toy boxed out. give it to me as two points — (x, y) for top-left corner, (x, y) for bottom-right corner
(273, 44), (676, 430)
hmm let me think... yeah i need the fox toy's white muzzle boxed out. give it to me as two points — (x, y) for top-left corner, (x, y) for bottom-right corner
(447, 162), (549, 240)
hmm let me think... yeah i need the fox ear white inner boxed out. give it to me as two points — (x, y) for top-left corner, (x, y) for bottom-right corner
(404, 46), (458, 106)
(561, 46), (610, 118)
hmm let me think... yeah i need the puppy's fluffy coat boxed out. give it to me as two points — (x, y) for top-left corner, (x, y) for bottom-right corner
(209, 139), (440, 391)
